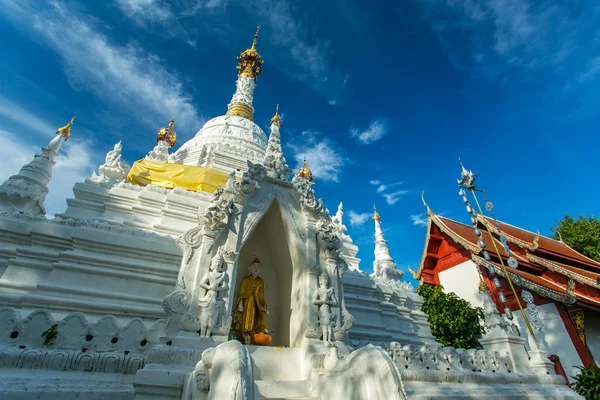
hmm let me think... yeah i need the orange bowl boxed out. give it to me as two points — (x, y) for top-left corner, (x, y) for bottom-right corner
(251, 333), (272, 346)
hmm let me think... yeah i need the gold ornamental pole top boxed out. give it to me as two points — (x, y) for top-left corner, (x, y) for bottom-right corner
(236, 25), (264, 79)
(295, 158), (313, 181)
(270, 104), (282, 126)
(372, 204), (381, 222)
(56, 116), (76, 140)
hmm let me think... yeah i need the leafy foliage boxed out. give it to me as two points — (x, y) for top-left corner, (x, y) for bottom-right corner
(417, 284), (485, 349)
(551, 214), (600, 262)
(571, 364), (600, 400)
(41, 324), (58, 347)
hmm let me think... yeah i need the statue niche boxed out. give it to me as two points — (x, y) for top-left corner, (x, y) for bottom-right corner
(196, 249), (228, 339)
(233, 258), (271, 345)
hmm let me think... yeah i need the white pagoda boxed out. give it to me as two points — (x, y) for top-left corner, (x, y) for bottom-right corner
(0, 28), (580, 399)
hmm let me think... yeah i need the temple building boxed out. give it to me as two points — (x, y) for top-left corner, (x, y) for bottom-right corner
(0, 28), (582, 399)
(415, 197), (599, 384)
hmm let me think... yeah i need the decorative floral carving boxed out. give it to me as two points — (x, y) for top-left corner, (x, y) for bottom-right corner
(201, 187), (234, 231)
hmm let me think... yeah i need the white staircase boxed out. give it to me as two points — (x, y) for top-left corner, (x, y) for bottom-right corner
(248, 346), (317, 400)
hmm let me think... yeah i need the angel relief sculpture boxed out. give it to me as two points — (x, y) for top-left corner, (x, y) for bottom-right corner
(313, 272), (338, 347)
(196, 249), (228, 339)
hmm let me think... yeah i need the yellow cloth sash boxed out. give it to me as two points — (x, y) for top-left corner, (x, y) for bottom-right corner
(127, 159), (230, 193)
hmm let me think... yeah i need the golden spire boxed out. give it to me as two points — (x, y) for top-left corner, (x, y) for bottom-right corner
(478, 277), (488, 293)
(236, 26), (264, 79)
(157, 117), (177, 147)
(56, 116), (76, 140)
(373, 204), (381, 222)
(270, 104), (282, 127)
(295, 158), (313, 181)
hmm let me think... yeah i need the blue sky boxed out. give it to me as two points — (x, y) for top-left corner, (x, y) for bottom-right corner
(1, 0), (599, 283)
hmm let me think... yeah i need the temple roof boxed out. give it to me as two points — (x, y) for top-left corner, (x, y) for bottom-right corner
(416, 209), (600, 308)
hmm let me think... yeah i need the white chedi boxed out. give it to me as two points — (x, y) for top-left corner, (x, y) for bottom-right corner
(88, 141), (131, 187)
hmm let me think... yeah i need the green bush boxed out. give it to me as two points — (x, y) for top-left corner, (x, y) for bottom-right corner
(416, 284), (485, 349)
(572, 364), (600, 400)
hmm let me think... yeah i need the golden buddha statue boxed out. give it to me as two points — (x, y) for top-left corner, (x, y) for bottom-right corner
(234, 258), (269, 342)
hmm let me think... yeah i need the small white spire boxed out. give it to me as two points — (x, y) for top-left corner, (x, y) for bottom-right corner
(0, 117), (74, 216)
(372, 205), (401, 279)
(263, 104), (292, 180)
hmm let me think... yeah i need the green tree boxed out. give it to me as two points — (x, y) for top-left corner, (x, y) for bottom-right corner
(416, 284), (485, 349)
(551, 214), (600, 263)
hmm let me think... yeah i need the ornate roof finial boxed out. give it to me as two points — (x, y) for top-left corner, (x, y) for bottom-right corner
(157, 117), (176, 148)
(56, 116), (76, 140)
(270, 103), (282, 127)
(373, 204), (381, 222)
(236, 26), (264, 79)
(457, 157), (478, 189)
(295, 158), (313, 181)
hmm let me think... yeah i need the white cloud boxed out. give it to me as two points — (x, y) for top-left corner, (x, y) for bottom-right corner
(410, 213), (428, 227)
(578, 57), (600, 83)
(350, 120), (388, 144)
(0, 97), (56, 136)
(369, 179), (407, 205)
(328, 100), (337, 105)
(288, 130), (345, 182)
(2, 0), (203, 133)
(421, 0), (590, 81)
(383, 190), (408, 206)
(0, 129), (100, 217)
(347, 210), (370, 227)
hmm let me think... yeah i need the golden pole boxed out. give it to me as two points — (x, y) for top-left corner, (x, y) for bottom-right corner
(469, 189), (538, 343)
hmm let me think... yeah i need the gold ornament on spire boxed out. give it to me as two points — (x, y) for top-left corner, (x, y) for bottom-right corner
(373, 204), (381, 222)
(56, 116), (76, 140)
(296, 158), (313, 181)
(270, 104), (282, 127)
(157, 117), (176, 147)
(236, 26), (264, 79)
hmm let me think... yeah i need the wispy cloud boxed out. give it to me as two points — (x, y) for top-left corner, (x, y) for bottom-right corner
(421, 0), (599, 82)
(347, 210), (370, 227)
(350, 120), (388, 144)
(370, 179), (407, 205)
(2, 0), (203, 134)
(578, 57), (600, 83)
(410, 213), (428, 227)
(288, 129), (345, 182)
(0, 97), (56, 136)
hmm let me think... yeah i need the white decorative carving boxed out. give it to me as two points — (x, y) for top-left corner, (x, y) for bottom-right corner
(202, 187), (234, 231)
(87, 141), (131, 186)
(197, 340), (255, 400)
(313, 273), (338, 346)
(291, 175), (323, 216)
(195, 249), (228, 338)
(168, 146), (188, 164)
(145, 140), (171, 162)
(521, 290), (544, 331)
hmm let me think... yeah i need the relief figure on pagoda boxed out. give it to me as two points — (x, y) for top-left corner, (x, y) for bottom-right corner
(88, 141), (131, 186)
(313, 272), (338, 347)
(233, 258), (270, 344)
(196, 249), (229, 339)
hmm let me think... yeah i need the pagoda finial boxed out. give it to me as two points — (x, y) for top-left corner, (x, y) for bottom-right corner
(270, 103), (282, 127)
(252, 25), (260, 49)
(295, 158), (313, 181)
(157, 117), (176, 147)
(373, 204), (381, 222)
(236, 26), (264, 79)
(56, 116), (76, 140)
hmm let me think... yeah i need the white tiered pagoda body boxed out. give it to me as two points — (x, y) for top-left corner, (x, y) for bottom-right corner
(0, 29), (580, 400)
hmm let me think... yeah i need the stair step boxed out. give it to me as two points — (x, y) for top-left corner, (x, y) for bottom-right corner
(248, 346), (304, 381)
(254, 380), (312, 399)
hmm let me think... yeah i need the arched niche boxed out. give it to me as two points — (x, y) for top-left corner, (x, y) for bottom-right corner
(235, 199), (297, 347)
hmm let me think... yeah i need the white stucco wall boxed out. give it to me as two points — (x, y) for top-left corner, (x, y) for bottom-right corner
(584, 309), (600, 366)
(438, 260), (484, 308)
(514, 302), (582, 378)
(439, 261), (584, 379)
